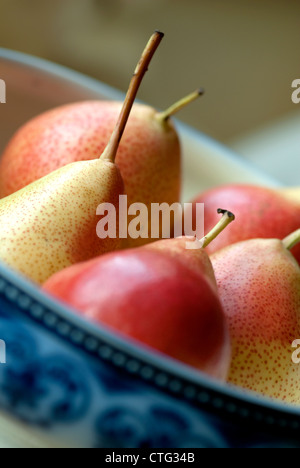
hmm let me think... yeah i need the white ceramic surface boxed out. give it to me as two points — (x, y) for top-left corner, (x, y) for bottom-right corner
(230, 110), (300, 187)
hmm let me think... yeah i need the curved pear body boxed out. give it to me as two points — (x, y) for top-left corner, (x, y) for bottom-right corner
(0, 159), (124, 284)
(0, 101), (181, 247)
(144, 237), (219, 294)
(193, 185), (300, 262)
(211, 238), (300, 403)
(44, 237), (231, 381)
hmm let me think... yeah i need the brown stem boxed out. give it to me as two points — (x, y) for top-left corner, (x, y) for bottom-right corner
(282, 229), (300, 250)
(201, 209), (235, 248)
(101, 31), (164, 163)
(156, 88), (205, 123)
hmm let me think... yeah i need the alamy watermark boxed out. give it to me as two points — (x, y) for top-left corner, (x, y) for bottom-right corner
(291, 79), (300, 104)
(0, 79), (6, 104)
(96, 196), (205, 249)
(0, 340), (6, 364)
(292, 340), (300, 364)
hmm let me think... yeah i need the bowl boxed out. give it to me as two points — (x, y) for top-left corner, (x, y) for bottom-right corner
(0, 48), (299, 449)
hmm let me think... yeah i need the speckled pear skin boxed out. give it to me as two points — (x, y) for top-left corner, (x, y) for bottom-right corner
(211, 239), (300, 404)
(0, 159), (124, 285)
(144, 237), (219, 294)
(0, 101), (181, 247)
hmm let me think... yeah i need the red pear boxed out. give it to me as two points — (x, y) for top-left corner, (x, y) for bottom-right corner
(192, 184), (300, 262)
(43, 212), (235, 380)
(211, 229), (300, 404)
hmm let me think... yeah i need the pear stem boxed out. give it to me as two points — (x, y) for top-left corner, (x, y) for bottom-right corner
(156, 88), (205, 122)
(101, 31), (164, 163)
(282, 229), (300, 251)
(201, 209), (235, 249)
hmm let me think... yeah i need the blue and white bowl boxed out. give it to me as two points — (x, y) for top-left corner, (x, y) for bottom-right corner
(0, 49), (298, 449)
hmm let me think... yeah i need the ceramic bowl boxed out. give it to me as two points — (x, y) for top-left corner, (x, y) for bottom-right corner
(0, 48), (299, 449)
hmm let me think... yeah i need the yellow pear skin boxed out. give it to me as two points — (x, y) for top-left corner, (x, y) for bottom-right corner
(211, 235), (300, 404)
(0, 160), (124, 284)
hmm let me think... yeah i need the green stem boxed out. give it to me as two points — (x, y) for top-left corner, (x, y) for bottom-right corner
(156, 88), (205, 123)
(282, 229), (300, 250)
(101, 31), (164, 163)
(201, 209), (235, 248)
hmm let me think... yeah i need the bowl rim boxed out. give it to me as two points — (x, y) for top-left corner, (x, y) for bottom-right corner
(0, 47), (297, 429)
(2, 261), (300, 429)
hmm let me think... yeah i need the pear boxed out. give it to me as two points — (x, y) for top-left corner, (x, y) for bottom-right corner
(0, 31), (164, 285)
(211, 229), (300, 404)
(43, 210), (235, 380)
(192, 184), (300, 263)
(0, 87), (204, 248)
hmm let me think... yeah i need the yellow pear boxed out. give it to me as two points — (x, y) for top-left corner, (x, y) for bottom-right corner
(211, 229), (300, 404)
(0, 31), (164, 285)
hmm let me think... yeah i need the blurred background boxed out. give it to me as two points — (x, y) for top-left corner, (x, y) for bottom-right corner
(0, 0), (299, 182)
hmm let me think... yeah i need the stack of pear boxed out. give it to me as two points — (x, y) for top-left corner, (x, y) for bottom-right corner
(211, 229), (300, 404)
(0, 31), (164, 285)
